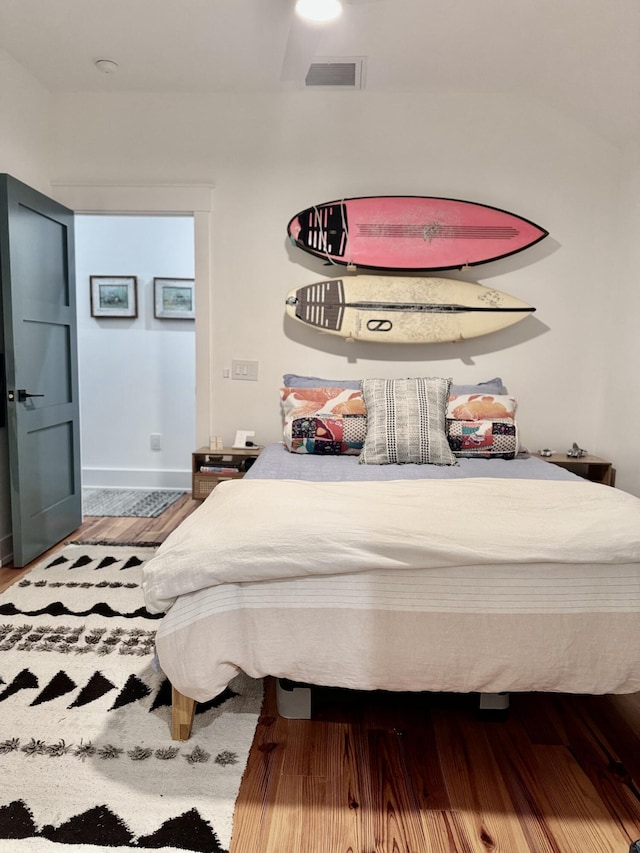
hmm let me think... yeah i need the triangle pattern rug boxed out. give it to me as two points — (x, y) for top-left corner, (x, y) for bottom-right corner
(0, 544), (264, 853)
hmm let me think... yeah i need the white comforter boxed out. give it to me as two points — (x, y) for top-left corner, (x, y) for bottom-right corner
(141, 477), (640, 614)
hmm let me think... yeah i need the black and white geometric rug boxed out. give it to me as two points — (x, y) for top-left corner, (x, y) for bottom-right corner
(82, 490), (187, 518)
(0, 544), (263, 853)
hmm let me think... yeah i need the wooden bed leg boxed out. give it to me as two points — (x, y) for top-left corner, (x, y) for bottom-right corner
(171, 686), (197, 741)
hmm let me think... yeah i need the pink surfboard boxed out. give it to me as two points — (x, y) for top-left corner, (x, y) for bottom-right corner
(287, 196), (548, 271)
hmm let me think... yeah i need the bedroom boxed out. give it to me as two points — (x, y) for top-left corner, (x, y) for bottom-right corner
(1, 1), (640, 850)
(0, 0), (639, 507)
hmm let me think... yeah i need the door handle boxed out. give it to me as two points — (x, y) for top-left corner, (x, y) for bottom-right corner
(8, 390), (45, 402)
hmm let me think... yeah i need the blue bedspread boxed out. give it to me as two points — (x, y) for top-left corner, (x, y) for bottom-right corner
(246, 442), (579, 483)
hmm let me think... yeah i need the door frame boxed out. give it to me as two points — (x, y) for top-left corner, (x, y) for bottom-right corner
(51, 184), (213, 447)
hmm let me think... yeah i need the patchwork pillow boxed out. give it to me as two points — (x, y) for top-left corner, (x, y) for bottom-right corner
(447, 394), (517, 421)
(281, 387), (366, 417)
(280, 387), (367, 454)
(446, 394), (519, 458)
(284, 414), (368, 455)
(447, 419), (519, 459)
(359, 377), (456, 466)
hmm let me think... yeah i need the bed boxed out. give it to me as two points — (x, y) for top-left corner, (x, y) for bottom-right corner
(141, 377), (640, 740)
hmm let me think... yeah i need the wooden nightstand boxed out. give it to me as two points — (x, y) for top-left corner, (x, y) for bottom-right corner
(191, 446), (262, 501)
(534, 452), (615, 486)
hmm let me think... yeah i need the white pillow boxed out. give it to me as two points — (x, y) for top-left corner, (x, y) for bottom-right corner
(360, 377), (456, 466)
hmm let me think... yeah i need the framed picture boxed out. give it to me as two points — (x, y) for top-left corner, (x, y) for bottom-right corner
(90, 276), (138, 318)
(154, 277), (195, 319)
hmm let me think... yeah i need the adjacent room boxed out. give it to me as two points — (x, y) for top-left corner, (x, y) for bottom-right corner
(0, 1), (639, 851)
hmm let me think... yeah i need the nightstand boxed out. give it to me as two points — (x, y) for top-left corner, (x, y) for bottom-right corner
(534, 452), (615, 487)
(191, 446), (262, 501)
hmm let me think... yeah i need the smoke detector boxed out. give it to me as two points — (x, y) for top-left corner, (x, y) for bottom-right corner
(94, 58), (119, 75)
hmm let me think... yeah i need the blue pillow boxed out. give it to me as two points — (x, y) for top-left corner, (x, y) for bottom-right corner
(283, 373), (361, 390)
(450, 377), (508, 394)
(283, 373), (507, 394)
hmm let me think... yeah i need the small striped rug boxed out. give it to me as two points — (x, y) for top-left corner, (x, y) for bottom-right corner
(83, 489), (186, 518)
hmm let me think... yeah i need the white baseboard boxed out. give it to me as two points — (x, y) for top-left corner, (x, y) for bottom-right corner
(82, 468), (191, 490)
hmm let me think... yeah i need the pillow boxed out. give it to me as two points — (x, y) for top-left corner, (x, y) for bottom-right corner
(284, 415), (368, 455)
(283, 373), (507, 394)
(283, 373), (361, 390)
(359, 377), (456, 466)
(281, 387), (366, 417)
(280, 387), (367, 454)
(450, 377), (508, 395)
(447, 419), (519, 459)
(447, 394), (517, 421)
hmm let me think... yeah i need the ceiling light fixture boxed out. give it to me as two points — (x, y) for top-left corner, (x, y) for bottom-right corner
(295, 0), (343, 23)
(94, 58), (119, 75)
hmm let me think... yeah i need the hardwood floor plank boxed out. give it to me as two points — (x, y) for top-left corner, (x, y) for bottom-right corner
(0, 494), (199, 584)
(585, 693), (640, 786)
(74, 493), (198, 544)
(512, 692), (566, 747)
(281, 718), (347, 778)
(263, 775), (327, 853)
(529, 744), (631, 851)
(323, 768), (370, 853)
(549, 694), (640, 844)
(231, 700), (287, 853)
(400, 723), (451, 815)
(433, 709), (550, 851)
(366, 728), (432, 852)
(484, 714), (572, 852)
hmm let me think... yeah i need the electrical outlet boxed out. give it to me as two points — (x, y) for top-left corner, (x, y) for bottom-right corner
(150, 433), (162, 451)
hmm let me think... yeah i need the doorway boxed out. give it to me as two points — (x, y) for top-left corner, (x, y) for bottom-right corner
(51, 182), (213, 455)
(0, 184), (211, 565)
(75, 214), (196, 491)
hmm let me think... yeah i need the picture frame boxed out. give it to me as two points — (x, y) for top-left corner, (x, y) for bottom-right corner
(90, 276), (138, 318)
(154, 277), (195, 319)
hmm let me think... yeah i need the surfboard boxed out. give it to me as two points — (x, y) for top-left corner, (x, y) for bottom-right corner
(285, 277), (535, 343)
(287, 196), (548, 271)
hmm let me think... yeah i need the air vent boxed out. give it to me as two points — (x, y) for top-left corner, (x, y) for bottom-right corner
(305, 57), (366, 89)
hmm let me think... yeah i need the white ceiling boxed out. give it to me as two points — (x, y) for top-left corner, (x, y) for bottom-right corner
(1, 0), (639, 145)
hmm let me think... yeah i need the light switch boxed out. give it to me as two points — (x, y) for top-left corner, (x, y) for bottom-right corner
(231, 360), (259, 381)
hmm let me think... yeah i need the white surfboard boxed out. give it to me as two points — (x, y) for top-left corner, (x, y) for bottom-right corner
(285, 277), (534, 343)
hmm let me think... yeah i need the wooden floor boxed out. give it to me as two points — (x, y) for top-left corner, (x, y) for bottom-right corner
(2, 498), (640, 852)
(0, 492), (198, 590)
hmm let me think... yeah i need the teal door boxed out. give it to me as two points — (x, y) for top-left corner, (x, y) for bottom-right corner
(0, 174), (81, 567)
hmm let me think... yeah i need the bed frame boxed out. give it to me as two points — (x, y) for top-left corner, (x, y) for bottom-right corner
(150, 445), (638, 742)
(170, 681), (510, 740)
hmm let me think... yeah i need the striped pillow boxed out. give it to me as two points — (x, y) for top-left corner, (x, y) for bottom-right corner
(359, 377), (456, 466)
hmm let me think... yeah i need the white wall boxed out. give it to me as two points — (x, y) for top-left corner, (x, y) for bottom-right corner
(75, 215), (195, 489)
(1, 65), (637, 513)
(47, 89), (633, 484)
(0, 50), (53, 194)
(598, 149), (640, 495)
